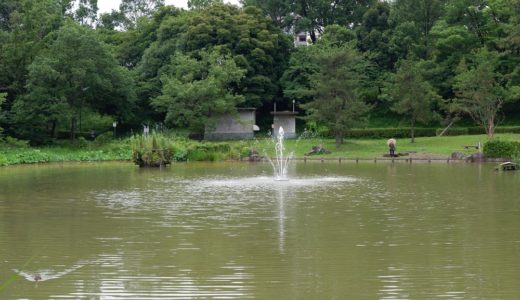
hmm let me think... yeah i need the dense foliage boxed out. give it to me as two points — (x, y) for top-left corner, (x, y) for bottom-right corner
(484, 139), (520, 159)
(0, 0), (519, 146)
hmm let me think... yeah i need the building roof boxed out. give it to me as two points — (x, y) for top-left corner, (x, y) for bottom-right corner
(270, 111), (298, 116)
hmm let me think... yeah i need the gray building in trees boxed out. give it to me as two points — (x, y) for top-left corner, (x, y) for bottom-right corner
(204, 108), (258, 140)
(271, 111), (298, 139)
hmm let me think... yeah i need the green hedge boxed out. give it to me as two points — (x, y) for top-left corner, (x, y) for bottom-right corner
(484, 140), (520, 158)
(344, 128), (437, 139)
(435, 127), (469, 136)
(340, 126), (520, 139)
(437, 126), (520, 136)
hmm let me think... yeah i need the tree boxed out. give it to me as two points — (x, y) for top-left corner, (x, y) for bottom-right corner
(281, 25), (356, 107)
(240, 0), (292, 29)
(384, 59), (441, 143)
(389, 0), (447, 59)
(12, 21), (136, 141)
(188, 0), (223, 10)
(281, 45), (320, 106)
(119, 0), (164, 29)
(0, 0), (63, 100)
(301, 43), (371, 146)
(452, 48), (507, 138)
(151, 50), (246, 133)
(72, 0), (98, 26)
(356, 1), (396, 71)
(243, 0), (376, 43)
(138, 3), (291, 110)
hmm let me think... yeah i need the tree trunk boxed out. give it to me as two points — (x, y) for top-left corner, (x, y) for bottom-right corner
(335, 132), (343, 147)
(438, 120), (455, 137)
(410, 125), (415, 143)
(50, 120), (57, 138)
(487, 117), (495, 139)
(310, 30), (317, 44)
(70, 117), (76, 141)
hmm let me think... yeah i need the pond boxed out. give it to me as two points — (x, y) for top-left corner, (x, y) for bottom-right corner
(1, 161), (520, 298)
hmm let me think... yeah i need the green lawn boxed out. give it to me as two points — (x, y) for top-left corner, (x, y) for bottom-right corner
(242, 134), (520, 159)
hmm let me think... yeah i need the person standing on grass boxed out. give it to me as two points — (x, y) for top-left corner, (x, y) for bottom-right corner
(387, 138), (396, 157)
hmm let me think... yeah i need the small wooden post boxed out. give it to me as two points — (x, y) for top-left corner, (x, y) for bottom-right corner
(304, 157), (307, 164)
(356, 158), (359, 164)
(339, 157), (342, 164)
(374, 158), (377, 163)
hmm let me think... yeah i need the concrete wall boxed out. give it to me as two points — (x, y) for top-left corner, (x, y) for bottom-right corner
(273, 115), (297, 139)
(204, 110), (256, 140)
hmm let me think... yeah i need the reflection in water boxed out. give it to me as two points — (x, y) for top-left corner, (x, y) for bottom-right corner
(276, 187), (286, 254)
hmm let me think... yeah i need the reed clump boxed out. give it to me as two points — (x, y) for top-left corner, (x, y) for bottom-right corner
(130, 134), (173, 167)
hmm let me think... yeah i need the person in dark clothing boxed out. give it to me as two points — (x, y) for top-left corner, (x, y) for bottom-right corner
(387, 138), (396, 157)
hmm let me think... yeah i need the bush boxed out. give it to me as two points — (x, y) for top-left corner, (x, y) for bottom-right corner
(484, 139), (520, 158)
(1, 136), (30, 148)
(185, 142), (232, 161)
(130, 134), (173, 167)
(93, 132), (114, 144)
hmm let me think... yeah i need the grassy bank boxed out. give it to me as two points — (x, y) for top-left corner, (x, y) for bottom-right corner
(1, 134), (519, 166)
(265, 134), (516, 159)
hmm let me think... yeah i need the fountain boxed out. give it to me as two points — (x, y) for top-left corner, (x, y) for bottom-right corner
(270, 127), (293, 181)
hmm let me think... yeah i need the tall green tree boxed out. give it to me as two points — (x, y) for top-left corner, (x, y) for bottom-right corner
(152, 50), (246, 133)
(242, 0), (376, 43)
(139, 3), (291, 110)
(282, 24), (357, 107)
(188, 0), (223, 10)
(71, 0), (98, 25)
(356, 1), (396, 70)
(452, 48), (508, 138)
(389, 0), (447, 59)
(383, 59), (441, 143)
(0, 0), (63, 100)
(12, 22), (136, 140)
(119, 0), (164, 29)
(302, 43), (371, 146)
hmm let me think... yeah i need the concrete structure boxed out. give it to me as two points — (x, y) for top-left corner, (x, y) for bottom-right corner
(271, 111), (298, 139)
(294, 32), (310, 46)
(204, 108), (258, 140)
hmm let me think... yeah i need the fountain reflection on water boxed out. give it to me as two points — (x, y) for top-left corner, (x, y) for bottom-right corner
(269, 127), (293, 181)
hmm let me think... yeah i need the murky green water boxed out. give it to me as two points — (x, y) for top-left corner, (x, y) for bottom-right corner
(1, 161), (520, 299)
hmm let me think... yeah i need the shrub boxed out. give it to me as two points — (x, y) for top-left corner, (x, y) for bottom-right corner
(1, 136), (30, 148)
(93, 132), (114, 144)
(185, 142), (233, 161)
(72, 137), (89, 148)
(484, 140), (520, 158)
(130, 134), (173, 167)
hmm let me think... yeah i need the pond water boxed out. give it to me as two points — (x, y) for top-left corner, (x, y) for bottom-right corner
(1, 161), (520, 299)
